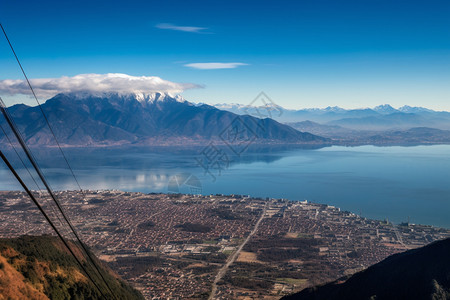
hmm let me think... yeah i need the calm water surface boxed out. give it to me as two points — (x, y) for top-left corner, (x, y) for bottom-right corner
(1, 145), (449, 228)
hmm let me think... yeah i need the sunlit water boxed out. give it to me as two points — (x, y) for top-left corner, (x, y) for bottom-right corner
(1, 145), (449, 228)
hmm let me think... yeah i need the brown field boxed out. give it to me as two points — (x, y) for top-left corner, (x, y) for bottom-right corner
(236, 251), (264, 264)
(284, 232), (298, 239)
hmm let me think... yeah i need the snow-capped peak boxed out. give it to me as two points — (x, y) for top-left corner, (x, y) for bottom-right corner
(398, 105), (433, 113)
(373, 104), (398, 114)
(133, 92), (185, 103)
(323, 106), (345, 112)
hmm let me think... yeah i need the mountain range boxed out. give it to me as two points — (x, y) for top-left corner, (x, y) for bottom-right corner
(214, 103), (450, 144)
(215, 103), (450, 131)
(0, 93), (328, 147)
(282, 237), (450, 300)
(3, 94), (450, 147)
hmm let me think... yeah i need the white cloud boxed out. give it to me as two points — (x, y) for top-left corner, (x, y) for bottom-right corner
(184, 62), (249, 70)
(155, 23), (207, 33)
(0, 73), (200, 98)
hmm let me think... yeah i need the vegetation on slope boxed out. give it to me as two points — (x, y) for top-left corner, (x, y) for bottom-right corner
(0, 235), (144, 300)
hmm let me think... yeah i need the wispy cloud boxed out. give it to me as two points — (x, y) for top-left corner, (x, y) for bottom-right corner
(0, 73), (200, 98)
(155, 23), (208, 33)
(184, 62), (249, 70)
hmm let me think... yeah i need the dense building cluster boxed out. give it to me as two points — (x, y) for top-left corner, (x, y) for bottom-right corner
(0, 190), (448, 299)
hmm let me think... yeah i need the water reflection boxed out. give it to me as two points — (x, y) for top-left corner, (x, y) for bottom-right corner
(1, 145), (450, 228)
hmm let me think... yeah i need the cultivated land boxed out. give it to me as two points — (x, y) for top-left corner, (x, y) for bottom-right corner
(0, 191), (449, 299)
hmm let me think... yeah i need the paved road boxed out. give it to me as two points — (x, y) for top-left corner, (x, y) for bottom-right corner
(208, 203), (267, 300)
(392, 223), (409, 249)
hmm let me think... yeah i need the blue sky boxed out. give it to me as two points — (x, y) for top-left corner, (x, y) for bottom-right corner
(1, 0), (449, 109)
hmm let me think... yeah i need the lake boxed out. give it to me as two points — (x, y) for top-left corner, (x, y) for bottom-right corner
(1, 144), (449, 228)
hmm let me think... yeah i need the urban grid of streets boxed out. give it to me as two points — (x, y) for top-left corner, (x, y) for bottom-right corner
(0, 190), (449, 299)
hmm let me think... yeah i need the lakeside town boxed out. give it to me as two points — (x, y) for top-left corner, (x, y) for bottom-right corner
(0, 190), (449, 299)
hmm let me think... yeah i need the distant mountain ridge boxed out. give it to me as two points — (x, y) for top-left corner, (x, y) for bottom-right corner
(288, 121), (450, 145)
(215, 103), (450, 130)
(0, 92), (328, 147)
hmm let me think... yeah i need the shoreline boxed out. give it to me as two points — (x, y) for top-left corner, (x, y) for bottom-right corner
(1, 189), (448, 230)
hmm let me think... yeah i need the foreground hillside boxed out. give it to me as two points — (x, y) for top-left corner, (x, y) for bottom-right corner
(282, 237), (450, 300)
(0, 235), (144, 300)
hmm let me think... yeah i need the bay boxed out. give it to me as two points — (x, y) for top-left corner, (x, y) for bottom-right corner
(1, 145), (449, 228)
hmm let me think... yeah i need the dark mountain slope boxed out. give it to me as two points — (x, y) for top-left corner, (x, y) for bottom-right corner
(282, 238), (450, 300)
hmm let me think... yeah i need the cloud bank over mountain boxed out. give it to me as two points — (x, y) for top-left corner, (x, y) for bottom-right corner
(0, 73), (201, 98)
